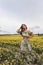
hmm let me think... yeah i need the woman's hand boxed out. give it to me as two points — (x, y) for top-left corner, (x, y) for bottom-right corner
(16, 28), (21, 33)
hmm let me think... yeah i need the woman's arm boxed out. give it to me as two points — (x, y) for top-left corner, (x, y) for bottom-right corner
(27, 29), (34, 38)
(29, 32), (34, 38)
(16, 28), (21, 33)
(29, 30), (34, 38)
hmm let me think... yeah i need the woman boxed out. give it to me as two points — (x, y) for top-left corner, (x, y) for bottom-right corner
(16, 24), (33, 64)
(17, 24), (33, 52)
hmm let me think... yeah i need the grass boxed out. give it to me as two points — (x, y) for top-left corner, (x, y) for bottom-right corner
(0, 35), (43, 65)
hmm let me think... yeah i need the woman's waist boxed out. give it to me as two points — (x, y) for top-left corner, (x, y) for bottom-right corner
(22, 36), (30, 40)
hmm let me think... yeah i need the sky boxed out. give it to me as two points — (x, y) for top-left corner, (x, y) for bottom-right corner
(0, 0), (43, 34)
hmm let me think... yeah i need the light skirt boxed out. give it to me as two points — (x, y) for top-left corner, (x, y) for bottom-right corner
(20, 39), (32, 52)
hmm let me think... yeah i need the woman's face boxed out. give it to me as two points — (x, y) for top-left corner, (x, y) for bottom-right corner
(22, 24), (27, 31)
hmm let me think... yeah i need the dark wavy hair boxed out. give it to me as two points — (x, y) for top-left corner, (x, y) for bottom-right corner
(20, 24), (27, 35)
